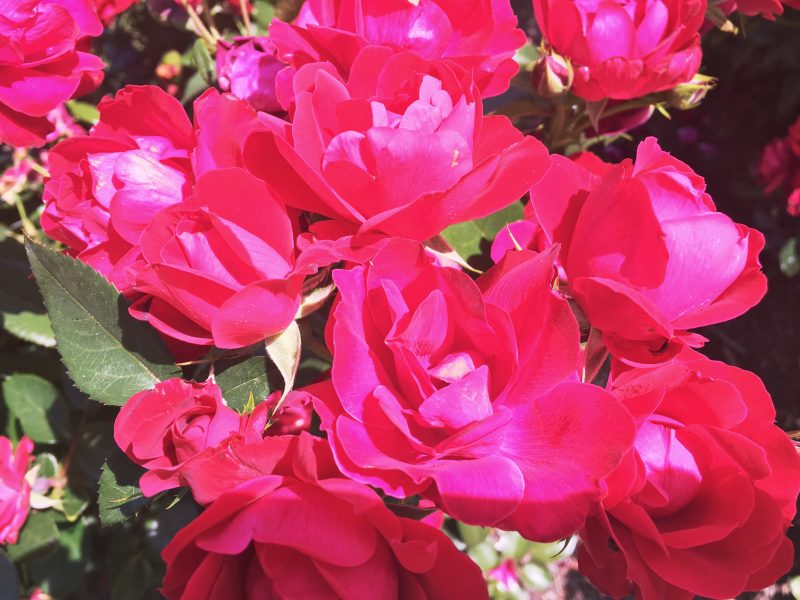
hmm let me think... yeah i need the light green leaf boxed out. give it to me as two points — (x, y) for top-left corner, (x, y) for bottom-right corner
(66, 100), (99, 125)
(25, 240), (180, 406)
(191, 39), (215, 84)
(441, 202), (525, 263)
(6, 511), (59, 562)
(215, 354), (271, 412)
(2, 374), (69, 444)
(98, 449), (148, 526)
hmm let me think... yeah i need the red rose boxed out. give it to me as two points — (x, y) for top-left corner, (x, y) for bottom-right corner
(528, 137), (766, 364)
(578, 351), (800, 599)
(128, 168), (303, 349)
(162, 434), (489, 600)
(270, 0), (526, 98)
(0, 436), (33, 544)
(533, 0), (704, 101)
(41, 85), (266, 292)
(308, 239), (634, 541)
(0, 0), (104, 147)
(114, 378), (244, 496)
(244, 46), (549, 246)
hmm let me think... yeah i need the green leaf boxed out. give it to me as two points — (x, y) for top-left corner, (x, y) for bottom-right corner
(98, 448), (148, 526)
(215, 354), (271, 412)
(191, 39), (215, 84)
(779, 237), (800, 278)
(66, 100), (99, 125)
(441, 202), (525, 264)
(0, 239), (55, 347)
(25, 240), (180, 406)
(2, 374), (69, 444)
(59, 488), (90, 522)
(6, 511), (59, 562)
(253, 0), (275, 31)
(0, 551), (18, 600)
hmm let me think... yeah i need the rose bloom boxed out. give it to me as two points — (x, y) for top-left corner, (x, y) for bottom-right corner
(308, 240), (634, 541)
(0, 436), (33, 545)
(269, 0), (525, 98)
(244, 46), (549, 246)
(533, 0), (705, 101)
(41, 85), (265, 292)
(216, 37), (284, 113)
(578, 351), (800, 599)
(0, 0), (104, 147)
(162, 433), (489, 600)
(114, 379), (245, 496)
(527, 137), (766, 364)
(128, 168), (304, 349)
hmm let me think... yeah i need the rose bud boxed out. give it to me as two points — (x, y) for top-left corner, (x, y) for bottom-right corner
(531, 48), (574, 98)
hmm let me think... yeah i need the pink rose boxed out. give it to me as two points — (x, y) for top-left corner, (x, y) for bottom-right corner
(128, 168), (303, 349)
(0, 0), (104, 147)
(528, 137), (767, 364)
(216, 37), (284, 113)
(42, 85), (266, 292)
(533, 0), (704, 101)
(0, 436), (33, 544)
(308, 240), (634, 541)
(579, 351), (800, 599)
(244, 46), (549, 247)
(269, 0), (525, 98)
(114, 379), (243, 496)
(162, 434), (489, 600)
(93, 0), (137, 23)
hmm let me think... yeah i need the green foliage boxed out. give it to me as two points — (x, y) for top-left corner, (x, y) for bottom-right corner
(98, 449), (149, 527)
(441, 202), (525, 268)
(26, 241), (180, 406)
(6, 511), (59, 563)
(2, 374), (69, 444)
(215, 354), (271, 412)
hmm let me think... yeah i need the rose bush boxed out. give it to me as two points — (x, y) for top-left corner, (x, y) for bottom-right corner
(578, 351), (800, 599)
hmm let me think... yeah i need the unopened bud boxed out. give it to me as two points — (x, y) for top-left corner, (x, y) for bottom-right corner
(666, 74), (716, 110)
(531, 48), (573, 98)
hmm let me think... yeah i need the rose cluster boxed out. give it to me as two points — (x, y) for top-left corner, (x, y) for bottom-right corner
(9, 0), (798, 597)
